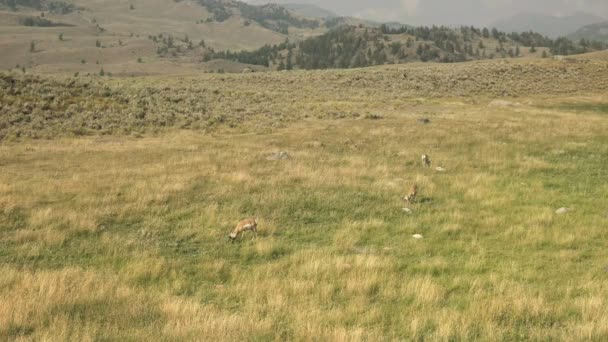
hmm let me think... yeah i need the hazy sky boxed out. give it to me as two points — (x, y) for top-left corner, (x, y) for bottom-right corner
(249, 0), (608, 25)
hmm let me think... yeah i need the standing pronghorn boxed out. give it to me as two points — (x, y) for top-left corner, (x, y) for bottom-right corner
(228, 217), (258, 241)
(403, 184), (418, 203)
(421, 154), (431, 168)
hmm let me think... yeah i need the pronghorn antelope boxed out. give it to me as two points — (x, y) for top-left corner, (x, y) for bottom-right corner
(229, 217), (258, 241)
(422, 154), (431, 168)
(403, 184), (418, 203)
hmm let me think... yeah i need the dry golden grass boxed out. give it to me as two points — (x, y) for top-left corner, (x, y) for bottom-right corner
(1, 72), (608, 340)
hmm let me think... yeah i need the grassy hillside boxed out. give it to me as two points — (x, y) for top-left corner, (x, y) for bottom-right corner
(0, 0), (324, 73)
(573, 49), (608, 61)
(4, 0), (605, 75)
(2, 0), (605, 74)
(2, 57), (608, 140)
(1, 59), (608, 339)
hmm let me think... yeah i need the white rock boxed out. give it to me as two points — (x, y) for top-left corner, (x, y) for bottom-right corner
(555, 207), (570, 215)
(402, 208), (412, 213)
(488, 99), (521, 108)
(412, 234), (424, 239)
(435, 167), (446, 172)
(266, 151), (291, 161)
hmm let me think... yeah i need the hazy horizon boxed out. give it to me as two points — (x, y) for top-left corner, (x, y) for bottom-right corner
(247, 0), (607, 26)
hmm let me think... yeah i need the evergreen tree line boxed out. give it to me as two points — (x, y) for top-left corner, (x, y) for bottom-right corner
(19, 15), (72, 27)
(204, 41), (295, 67)
(380, 24), (605, 56)
(150, 33), (206, 57)
(202, 24), (605, 70)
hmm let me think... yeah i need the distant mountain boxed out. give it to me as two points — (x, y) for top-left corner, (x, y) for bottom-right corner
(493, 12), (605, 38)
(568, 22), (608, 43)
(283, 3), (336, 19)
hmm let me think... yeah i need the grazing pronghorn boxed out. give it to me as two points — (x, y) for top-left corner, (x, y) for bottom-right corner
(229, 217), (258, 241)
(403, 184), (418, 203)
(422, 154), (431, 168)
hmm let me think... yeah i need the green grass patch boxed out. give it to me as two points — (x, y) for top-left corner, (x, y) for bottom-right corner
(544, 102), (608, 114)
(2, 98), (608, 340)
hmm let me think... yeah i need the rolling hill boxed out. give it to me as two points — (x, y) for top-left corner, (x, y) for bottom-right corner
(0, 0), (604, 75)
(0, 0), (330, 73)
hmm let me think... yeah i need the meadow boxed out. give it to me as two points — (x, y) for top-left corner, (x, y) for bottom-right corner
(1, 60), (608, 340)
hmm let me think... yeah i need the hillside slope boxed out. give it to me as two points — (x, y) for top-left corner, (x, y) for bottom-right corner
(1, 1), (604, 75)
(2, 57), (607, 140)
(572, 49), (608, 61)
(0, 0), (324, 73)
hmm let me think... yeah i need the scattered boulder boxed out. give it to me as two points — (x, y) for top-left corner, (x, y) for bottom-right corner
(555, 207), (570, 215)
(435, 167), (446, 172)
(266, 151), (291, 161)
(418, 118), (431, 124)
(412, 234), (424, 239)
(488, 99), (521, 108)
(402, 208), (412, 214)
